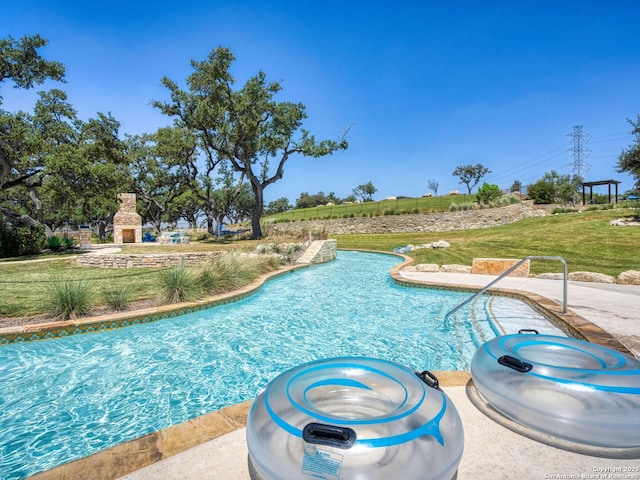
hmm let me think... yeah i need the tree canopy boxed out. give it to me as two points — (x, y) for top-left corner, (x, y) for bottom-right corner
(527, 171), (581, 205)
(265, 197), (292, 215)
(153, 46), (348, 238)
(617, 115), (640, 191)
(352, 181), (377, 202)
(1, 35), (132, 245)
(1, 35), (66, 195)
(0, 34), (65, 103)
(126, 128), (190, 233)
(452, 164), (491, 194)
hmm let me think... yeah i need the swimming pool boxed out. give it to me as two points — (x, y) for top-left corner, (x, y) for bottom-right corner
(0, 251), (565, 479)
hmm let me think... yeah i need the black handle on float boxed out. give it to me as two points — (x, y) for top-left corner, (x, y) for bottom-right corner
(416, 370), (440, 390)
(303, 423), (356, 449)
(518, 329), (539, 335)
(498, 355), (533, 373)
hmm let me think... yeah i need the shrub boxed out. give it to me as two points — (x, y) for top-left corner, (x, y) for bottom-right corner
(552, 207), (578, 214)
(277, 243), (305, 264)
(0, 216), (46, 258)
(527, 171), (580, 204)
(156, 267), (201, 304)
(191, 231), (212, 241)
(62, 235), (75, 249)
(453, 202), (474, 211)
(583, 204), (614, 211)
(96, 234), (114, 244)
(47, 235), (64, 251)
(270, 243), (283, 254)
(494, 194), (521, 206)
(103, 284), (131, 311)
(620, 199), (640, 209)
(476, 182), (502, 204)
(41, 279), (94, 320)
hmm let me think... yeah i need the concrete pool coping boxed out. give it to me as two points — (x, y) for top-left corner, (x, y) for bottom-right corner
(26, 264), (640, 479)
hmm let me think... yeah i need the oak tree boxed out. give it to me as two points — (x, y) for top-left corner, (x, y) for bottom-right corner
(452, 164), (491, 194)
(154, 47), (348, 238)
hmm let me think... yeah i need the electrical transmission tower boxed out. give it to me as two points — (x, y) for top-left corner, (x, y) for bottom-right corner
(566, 125), (591, 179)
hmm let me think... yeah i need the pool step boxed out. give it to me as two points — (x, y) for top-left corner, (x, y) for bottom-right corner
(296, 240), (337, 265)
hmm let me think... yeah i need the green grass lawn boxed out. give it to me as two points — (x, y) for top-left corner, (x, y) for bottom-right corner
(334, 209), (640, 276)
(265, 194), (478, 222)
(1, 208), (638, 319)
(0, 241), (262, 318)
(0, 258), (163, 317)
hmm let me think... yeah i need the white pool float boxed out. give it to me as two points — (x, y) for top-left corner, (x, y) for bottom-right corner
(471, 332), (640, 448)
(247, 357), (464, 480)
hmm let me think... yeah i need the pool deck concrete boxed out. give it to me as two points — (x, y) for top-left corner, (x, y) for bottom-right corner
(114, 272), (640, 480)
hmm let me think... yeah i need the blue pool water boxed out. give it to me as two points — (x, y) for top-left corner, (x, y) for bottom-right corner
(0, 251), (564, 479)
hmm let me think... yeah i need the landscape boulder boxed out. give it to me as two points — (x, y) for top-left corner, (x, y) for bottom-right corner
(536, 273), (564, 280)
(415, 263), (441, 272)
(609, 217), (640, 226)
(440, 264), (473, 273)
(471, 258), (530, 277)
(568, 271), (615, 284)
(392, 240), (450, 254)
(429, 240), (450, 249)
(617, 270), (640, 285)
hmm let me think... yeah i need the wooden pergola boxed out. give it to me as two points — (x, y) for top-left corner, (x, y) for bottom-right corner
(580, 179), (620, 205)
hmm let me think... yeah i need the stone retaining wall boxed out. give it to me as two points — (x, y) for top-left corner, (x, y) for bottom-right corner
(77, 252), (223, 268)
(266, 201), (546, 236)
(309, 239), (337, 264)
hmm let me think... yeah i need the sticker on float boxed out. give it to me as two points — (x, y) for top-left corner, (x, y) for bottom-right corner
(301, 446), (343, 480)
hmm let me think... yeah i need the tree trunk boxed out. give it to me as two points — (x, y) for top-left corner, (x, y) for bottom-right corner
(97, 221), (108, 241)
(251, 185), (264, 239)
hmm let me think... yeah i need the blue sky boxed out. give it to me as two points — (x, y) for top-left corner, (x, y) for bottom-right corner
(2, 1), (639, 203)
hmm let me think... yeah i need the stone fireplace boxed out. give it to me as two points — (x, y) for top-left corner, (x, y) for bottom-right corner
(113, 193), (142, 244)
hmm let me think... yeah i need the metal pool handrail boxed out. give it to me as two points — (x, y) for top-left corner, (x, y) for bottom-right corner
(444, 256), (568, 323)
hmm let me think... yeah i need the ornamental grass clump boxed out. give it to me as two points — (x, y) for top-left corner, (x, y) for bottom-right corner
(42, 279), (94, 320)
(257, 255), (282, 272)
(199, 253), (259, 294)
(103, 284), (131, 311)
(156, 266), (201, 304)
